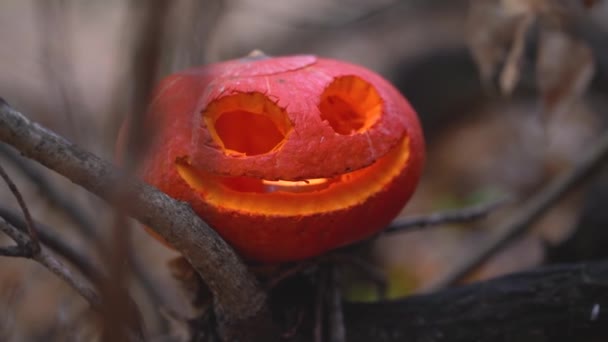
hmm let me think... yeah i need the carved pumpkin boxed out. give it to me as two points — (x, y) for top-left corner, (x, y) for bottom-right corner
(132, 54), (425, 262)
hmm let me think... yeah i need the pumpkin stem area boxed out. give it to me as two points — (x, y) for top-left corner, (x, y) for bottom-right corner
(203, 92), (292, 156)
(319, 75), (382, 135)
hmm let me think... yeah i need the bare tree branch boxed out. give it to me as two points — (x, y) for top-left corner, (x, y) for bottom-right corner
(328, 266), (345, 342)
(426, 128), (608, 291)
(1, 144), (167, 333)
(0, 168), (143, 340)
(386, 195), (511, 233)
(0, 212), (146, 341)
(0, 207), (101, 282)
(33, 243), (102, 310)
(0, 99), (274, 339)
(35, 0), (82, 140)
(99, 3), (173, 338)
(314, 268), (327, 342)
(0, 144), (99, 238)
(0, 215), (101, 309)
(344, 259), (608, 342)
(0, 245), (29, 257)
(0, 164), (40, 252)
(123, 0), (170, 168)
(1, 140), (168, 334)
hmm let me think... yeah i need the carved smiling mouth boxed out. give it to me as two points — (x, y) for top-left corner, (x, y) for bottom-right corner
(175, 136), (410, 216)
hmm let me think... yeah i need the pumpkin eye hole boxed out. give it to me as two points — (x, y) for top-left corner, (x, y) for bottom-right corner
(319, 75), (382, 135)
(204, 92), (292, 156)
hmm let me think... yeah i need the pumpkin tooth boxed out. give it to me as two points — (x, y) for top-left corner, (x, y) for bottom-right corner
(262, 178), (329, 193)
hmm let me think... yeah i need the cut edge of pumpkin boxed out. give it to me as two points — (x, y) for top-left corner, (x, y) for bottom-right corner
(319, 75), (382, 135)
(203, 92), (293, 157)
(175, 136), (410, 217)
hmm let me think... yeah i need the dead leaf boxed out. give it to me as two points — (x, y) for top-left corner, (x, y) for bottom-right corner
(468, 0), (596, 112)
(467, 0), (539, 91)
(467, 0), (520, 89)
(536, 27), (595, 118)
(499, 13), (535, 95)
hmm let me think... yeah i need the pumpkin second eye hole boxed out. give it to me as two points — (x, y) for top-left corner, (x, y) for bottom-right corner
(319, 75), (382, 135)
(203, 92), (292, 156)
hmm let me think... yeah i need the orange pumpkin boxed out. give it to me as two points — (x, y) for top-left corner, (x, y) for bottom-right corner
(130, 54), (425, 262)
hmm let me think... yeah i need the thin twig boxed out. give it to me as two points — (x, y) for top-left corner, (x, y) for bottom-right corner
(386, 196), (511, 234)
(266, 261), (317, 290)
(425, 129), (608, 291)
(128, 246), (168, 310)
(123, 0), (170, 169)
(35, 0), (82, 140)
(0, 246), (29, 257)
(0, 136), (167, 326)
(0, 208), (142, 341)
(247, 0), (406, 30)
(0, 144), (98, 238)
(314, 267), (327, 342)
(0, 164), (40, 252)
(125, 0), (171, 308)
(34, 246), (102, 309)
(0, 215), (101, 309)
(0, 132), (167, 333)
(101, 214), (142, 342)
(328, 266), (345, 342)
(0, 207), (102, 282)
(0, 99), (271, 338)
(0, 209), (144, 341)
(98, 3), (171, 339)
(281, 308), (306, 339)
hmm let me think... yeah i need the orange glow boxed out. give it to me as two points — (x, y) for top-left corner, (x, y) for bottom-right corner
(262, 178), (329, 193)
(175, 137), (410, 216)
(203, 92), (292, 156)
(319, 75), (382, 135)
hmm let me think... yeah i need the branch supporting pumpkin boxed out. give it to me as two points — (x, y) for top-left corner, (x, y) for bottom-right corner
(0, 98), (274, 340)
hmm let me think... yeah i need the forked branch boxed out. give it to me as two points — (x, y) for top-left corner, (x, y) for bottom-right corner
(0, 98), (273, 340)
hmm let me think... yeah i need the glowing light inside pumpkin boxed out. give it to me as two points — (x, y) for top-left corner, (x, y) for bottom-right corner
(203, 92), (293, 156)
(214, 110), (285, 156)
(175, 137), (411, 216)
(319, 75), (382, 135)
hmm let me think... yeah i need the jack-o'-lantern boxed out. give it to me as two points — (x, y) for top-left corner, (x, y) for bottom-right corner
(128, 53), (425, 262)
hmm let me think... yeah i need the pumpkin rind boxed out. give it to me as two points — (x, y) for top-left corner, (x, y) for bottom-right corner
(134, 55), (425, 262)
(188, 56), (413, 180)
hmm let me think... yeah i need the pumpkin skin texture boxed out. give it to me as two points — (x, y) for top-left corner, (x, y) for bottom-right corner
(132, 54), (425, 263)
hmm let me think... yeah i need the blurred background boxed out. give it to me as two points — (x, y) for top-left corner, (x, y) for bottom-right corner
(0, 0), (608, 340)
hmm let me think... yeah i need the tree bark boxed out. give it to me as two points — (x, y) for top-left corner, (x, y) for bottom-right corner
(344, 260), (608, 342)
(0, 98), (276, 340)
